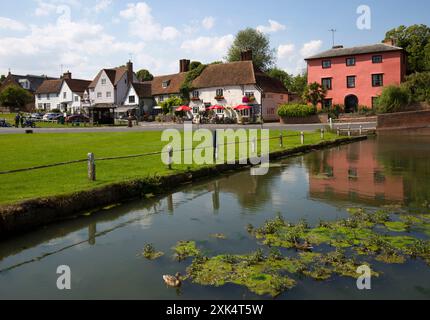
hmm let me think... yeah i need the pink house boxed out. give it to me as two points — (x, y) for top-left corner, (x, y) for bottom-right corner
(305, 40), (407, 112)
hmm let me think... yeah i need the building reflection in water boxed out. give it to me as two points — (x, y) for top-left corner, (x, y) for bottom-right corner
(307, 141), (404, 205)
(88, 223), (97, 245)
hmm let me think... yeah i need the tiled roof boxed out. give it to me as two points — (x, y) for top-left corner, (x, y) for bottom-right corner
(192, 61), (288, 94)
(0, 74), (57, 93)
(192, 61), (256, 88)
(64, 79), (91, 94)
(132, 82), (152, 98)
(35, 79), (63, 94)
(149, 72), (187, 96)
(305, 43), (403, 60)
(89, 66), (128, 88)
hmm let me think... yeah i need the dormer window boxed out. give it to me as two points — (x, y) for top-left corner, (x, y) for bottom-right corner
(162, 80), (171, 89)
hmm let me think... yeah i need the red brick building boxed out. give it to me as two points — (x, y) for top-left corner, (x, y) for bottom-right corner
(305, 40), (407, 112)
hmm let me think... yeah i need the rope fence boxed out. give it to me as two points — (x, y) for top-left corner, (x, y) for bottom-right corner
(0, 129), (356, 177)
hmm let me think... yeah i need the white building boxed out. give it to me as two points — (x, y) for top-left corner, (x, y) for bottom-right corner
(121, 82), (154, 119)
(88, 61), (138, 108)
(189, 51), (289, 122)
(35, 72), (91, 113)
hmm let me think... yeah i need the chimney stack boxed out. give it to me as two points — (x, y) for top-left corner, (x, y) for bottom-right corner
(240, 50), (253, 61)
(126, 60), (134, 83)
(62, 71), (72, 80)
(179, 59), (190, 73)
(384, 38), (396, 46)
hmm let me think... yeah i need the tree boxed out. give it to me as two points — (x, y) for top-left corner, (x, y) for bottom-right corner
(290, 73), (308, 97)
(136, 69), (154, 82)
(302, 82), (327, 107)
(402, 72), (430, 103)
(268, 68), (293, 89)
(0, 74), (6, 85)
(189, 61), (202, 71)
(226, 28), (276, 71)
(160, 96), (183, 115)
(384, 24), (430, 73)
(0, 85), (33, 110)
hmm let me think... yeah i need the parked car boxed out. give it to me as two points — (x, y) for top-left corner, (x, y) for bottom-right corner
(30, 113), (43, 120)
(65, 114), (90, 123)
(43, 113), (62, 121)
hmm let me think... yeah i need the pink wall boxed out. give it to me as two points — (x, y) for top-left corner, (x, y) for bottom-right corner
(307, 50), (406, 109)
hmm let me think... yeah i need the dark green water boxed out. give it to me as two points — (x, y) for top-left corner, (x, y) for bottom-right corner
(1, 134), (430, 300)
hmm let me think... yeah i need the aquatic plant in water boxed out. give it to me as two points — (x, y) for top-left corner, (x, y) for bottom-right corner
(173, 241), (200, 261)
(182, 208), (430, 297)
(140, 244), (164, 260)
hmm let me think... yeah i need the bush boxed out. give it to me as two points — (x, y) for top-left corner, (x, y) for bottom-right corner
(160, 96), (183, 115)
(358, 106), (376, 116)
(277, 103), (317, 118)
(403, 72), (430, 103)
(376, 85), (411, 114)
(322, 104), (344, 119)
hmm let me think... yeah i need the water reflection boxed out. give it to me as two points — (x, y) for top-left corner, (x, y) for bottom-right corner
(1, 134), (430, 299)
(306, 140), (405, 206)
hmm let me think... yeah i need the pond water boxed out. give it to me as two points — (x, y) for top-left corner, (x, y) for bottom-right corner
(1, 133), (430, 300)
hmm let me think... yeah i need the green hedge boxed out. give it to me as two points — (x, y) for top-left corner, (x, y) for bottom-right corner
(277, 103), (317, 118)
(376, 85), (410, 114)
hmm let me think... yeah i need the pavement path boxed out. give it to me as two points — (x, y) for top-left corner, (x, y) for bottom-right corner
(0, 122), (377, 135)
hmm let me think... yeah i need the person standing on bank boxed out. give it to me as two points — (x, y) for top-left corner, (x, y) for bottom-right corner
(14, 113), (20, 128)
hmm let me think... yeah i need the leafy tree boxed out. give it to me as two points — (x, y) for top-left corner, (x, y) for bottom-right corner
(290, 73), (308, 98)
(189, 61), (202, 71)
(268, 68), (293, 89)
(210, 61), (223, 65)
(226, 28), (276, 71)
(302, 82), (326, 107)
(376, 85), (410, 114)
(402, 72), (430, 103)
(136, 69), (154, 82)
(160, 96), (183, 115)
(0, 74), (6, 85)
(0, 85), (33, 110)
(384, 24), (430, 73)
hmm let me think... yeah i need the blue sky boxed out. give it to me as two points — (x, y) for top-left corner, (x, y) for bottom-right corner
(0, 0), (429, 79)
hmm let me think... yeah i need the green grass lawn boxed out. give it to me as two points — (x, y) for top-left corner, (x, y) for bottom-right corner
(0, 130), (338, 205)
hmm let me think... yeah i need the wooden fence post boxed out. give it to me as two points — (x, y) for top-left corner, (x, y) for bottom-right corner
(279, 133), (283, 148)
(337, 128), (340, 136)
(167, 145), (173, 170)
(320, 128), (324, 139)
(348, 125), (351, 137)
(300, 131), (304, 145)
(329, 117), (333, 130)
(88, 153), (96, 181)
(213, 130), (218, 161)
(359, 125), (363, 135)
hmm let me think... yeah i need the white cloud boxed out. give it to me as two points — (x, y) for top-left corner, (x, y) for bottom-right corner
(120, 2), (179, 41)
(0, 9), (146, 78)
(202, 16), (215, 30)
(180, 35), (234, 61)
(300, 40), (323, 58)
(277, 44), (295, 60)
(94, 0), (112, 13)
(256, 20), (286, 33)
(0, 17), (27, 31)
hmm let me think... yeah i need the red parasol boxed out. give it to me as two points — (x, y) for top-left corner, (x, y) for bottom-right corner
(234, 105), (252, 111)
(175, 106), (192, 112)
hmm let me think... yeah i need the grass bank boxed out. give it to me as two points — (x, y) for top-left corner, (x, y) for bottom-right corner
(0, 130), (339, 205)
(0, 130), (365, 238)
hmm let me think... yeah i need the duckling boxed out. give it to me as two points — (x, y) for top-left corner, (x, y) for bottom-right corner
(163, 272), (182, 287)
(294, 240), (314, 251)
